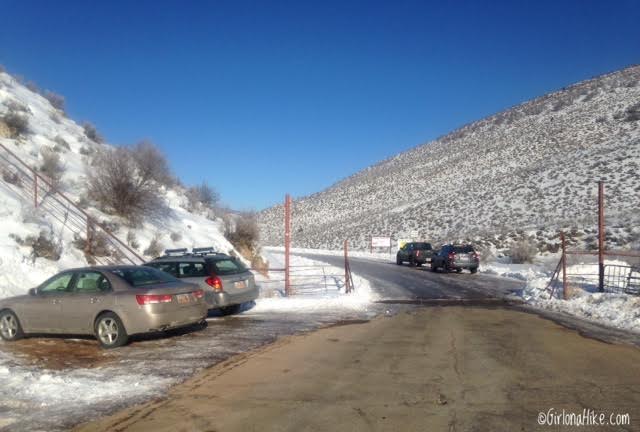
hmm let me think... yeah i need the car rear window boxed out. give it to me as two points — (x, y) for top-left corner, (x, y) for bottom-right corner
(110, 267), (178, 287)
(415, 243), (432, 250)
(209, 258), (248, 275)
(453, 245), (474, 253)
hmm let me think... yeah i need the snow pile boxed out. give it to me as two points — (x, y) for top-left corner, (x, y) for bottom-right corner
(252, 247), (377, 314)
(0, 70), (236, 298)
(481, 257), (640, 334)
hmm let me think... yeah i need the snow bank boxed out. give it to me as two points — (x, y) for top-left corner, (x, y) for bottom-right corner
(481, 257), (640, 334)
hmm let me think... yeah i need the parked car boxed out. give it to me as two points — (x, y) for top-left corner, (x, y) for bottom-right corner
(146, 247), (258, 315)
(396, 242), (434, 266)
(0, 266), (208, 348)
(430, 244), (479, 273)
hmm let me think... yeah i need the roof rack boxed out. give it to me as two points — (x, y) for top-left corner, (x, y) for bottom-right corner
(164, 248), (188, 256)
(192, 247), (219, 256)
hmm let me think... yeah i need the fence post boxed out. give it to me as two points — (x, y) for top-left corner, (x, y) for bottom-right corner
(85, 217), (92, 256)
(561, 231), (568, 300)
(284, 194), (291, 297)
(598, 181), (605, 293)
(344, 239), (353, 293)
(33, 170), (38, 208)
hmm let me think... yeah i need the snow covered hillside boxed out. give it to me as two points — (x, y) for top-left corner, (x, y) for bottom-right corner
(259, 65), (640, 251)
(0, 70), (236, 298)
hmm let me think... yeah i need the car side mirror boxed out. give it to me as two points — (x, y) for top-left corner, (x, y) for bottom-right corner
(28, 287), (38, 296)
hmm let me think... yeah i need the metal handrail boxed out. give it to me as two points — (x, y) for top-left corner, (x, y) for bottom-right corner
(0, 141), (144, 264)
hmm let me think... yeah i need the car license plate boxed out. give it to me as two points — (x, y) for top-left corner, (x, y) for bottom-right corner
(234, 280), (247, 289)
(177, 294), (190, 304)
(458, 255), (469, 261)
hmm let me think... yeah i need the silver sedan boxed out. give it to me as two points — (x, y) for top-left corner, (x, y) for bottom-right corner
(0, 266), (208, 348)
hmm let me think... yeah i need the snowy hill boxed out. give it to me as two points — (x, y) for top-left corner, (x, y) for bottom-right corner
(259, 65), (640, 251)
(0, 70), (236, 298)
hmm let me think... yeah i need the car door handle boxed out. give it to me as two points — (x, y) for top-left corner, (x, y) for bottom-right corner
(90, 297), (101, 304)
(52, 299), (60, 305)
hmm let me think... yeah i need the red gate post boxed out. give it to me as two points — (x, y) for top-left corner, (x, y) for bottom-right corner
(344, 239), (353, 294)
(561, 231), (568, 300)
(598, 181), (605, 293)
(284, 194), (292, 297)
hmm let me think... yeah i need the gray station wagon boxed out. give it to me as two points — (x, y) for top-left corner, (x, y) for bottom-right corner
(0, 266), (208, 348)
(146, 248), (259, 315)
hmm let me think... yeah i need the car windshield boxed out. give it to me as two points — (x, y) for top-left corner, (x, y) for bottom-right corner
(414, 243), (432, 250)
(210, 258), (248, 275)
(453, 245), (474, 253)
(109, 267), (178, 287)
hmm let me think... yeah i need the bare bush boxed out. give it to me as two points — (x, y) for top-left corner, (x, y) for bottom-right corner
(40, 147), (66, 187)
(83, 122), (103, 143)
(508, 239), (538, 264)
(131, 140), (173, 187)
(144, 236), (164, 258)
(225, 212), (259, 256)
(27, 230), (61, 261)
(44, 91), (65, 111)
(87, 147), (163, 223)
(2, 167), (22, 186)
(186, 181), (219, 210)
(127, 231), (140, 249)
(53, 135), (70, 152)
(2, 111), (30, 137)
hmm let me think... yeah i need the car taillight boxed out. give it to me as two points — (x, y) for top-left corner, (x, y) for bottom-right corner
(416, 250), (421, 257)
(136, 294), (173, 305)
(473, 252), (479, 261)
(448, 253), (456, 261)
(205, 276), (223, 292)
(193, 289), (204, 299)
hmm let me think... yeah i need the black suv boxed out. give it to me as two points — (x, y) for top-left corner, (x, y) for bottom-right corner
(146, 247), (258, 314)
(430, 244), (479, 274)
(396, 242), (434, 266)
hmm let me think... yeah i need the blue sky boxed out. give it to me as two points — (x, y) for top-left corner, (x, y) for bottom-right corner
(1, 0), (639, 210)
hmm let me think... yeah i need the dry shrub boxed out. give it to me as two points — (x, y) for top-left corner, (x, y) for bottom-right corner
(131, 140), (173, 187)
(87, 147), (163, 224)
(40, 147), (66, 187)
(508, 239), (538, 264)
(225, 212), (259, 258)
(2, 111), (29, 137)
(27, 230), (61, 261)
(44, 91), (65, 111)
(83, 122), (103, 143)
(186, 181), (219, 210)
(144, 236), (164, 258)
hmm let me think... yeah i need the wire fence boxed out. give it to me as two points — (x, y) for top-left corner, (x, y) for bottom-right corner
(255, 265), (349, 297)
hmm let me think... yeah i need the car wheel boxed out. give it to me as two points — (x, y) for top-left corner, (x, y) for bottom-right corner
(470, 267), (478, 274)
(396, 255), (402, 265)
(430, 262), (438, 272)
(456, 268), (462, 273)
(220, 304), (242, 316)
(95, 312), (129, 349)
(409, 257), (416, 267)
(416, 262), (422, 267)
(0, 310), (24, 341)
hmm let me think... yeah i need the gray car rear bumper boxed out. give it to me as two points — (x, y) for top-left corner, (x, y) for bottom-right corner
(209, 286), (259, 308)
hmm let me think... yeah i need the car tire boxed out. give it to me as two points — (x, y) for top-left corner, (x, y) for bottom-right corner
(409, 257), (416, 267)
(470, 267), (478, 274)
(0, 310), (25, 341)
(220, 304), (242, 316)
(396, 255), (402, 265)
(456, 268), (462, 273)
(430, 262), (438, 272)
(95, 312), (129, 349)
(416, 262), (422, 267)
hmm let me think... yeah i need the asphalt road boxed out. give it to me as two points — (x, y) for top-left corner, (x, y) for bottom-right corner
(296, 253), (525, 301)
